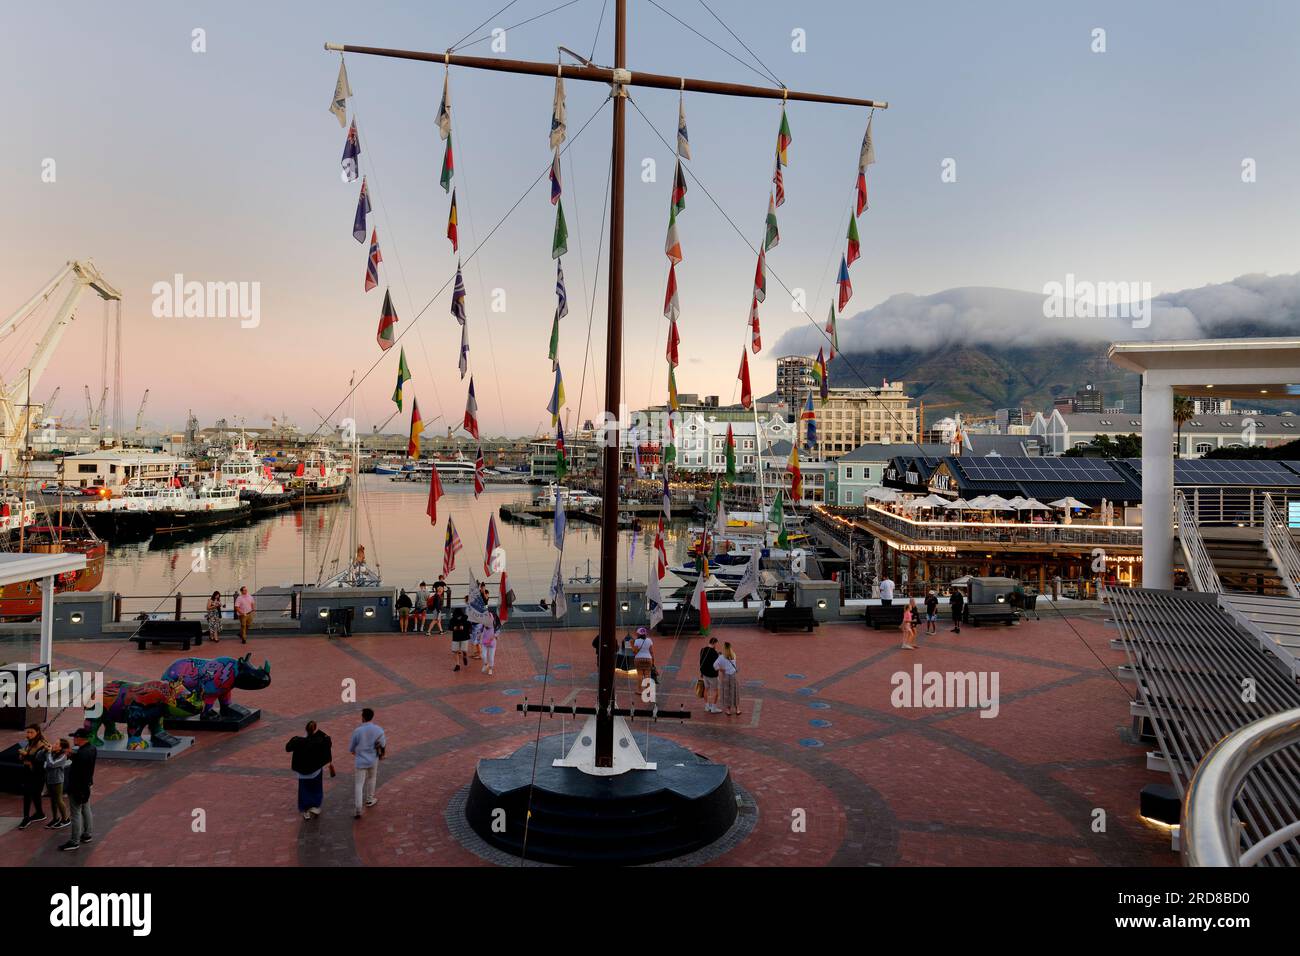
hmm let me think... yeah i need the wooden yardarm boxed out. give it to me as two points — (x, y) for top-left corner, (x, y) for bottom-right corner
(328, 0), (886, 768)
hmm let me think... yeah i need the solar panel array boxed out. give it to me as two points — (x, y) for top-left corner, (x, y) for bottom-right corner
(955, 457), (1125, 484)
(1124, 458), (1300, 487)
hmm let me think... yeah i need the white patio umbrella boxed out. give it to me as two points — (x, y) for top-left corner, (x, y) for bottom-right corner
(1019, 498), (1052, 511)
(966, 495), (991, 509)
(916, 494), (949, 508)
(943, 498), (971, 511)
(1049, 497), (1091, 510)
(898, 497), (926, 510)
(1006, 495), (1028, 509)
(983, 494), (1012, 507)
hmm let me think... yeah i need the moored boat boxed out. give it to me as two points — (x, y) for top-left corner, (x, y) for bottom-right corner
(150, 482), (252, 537)
(0, 525), (107, 620)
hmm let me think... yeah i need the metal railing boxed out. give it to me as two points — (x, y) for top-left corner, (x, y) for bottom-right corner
(1183, 708), (1300, 866)
(851, 505), (1143, 549)
(1175, 489), (1222, 593)
(1186, 487), (1300, 527)
(1262, 493), (1300, 599)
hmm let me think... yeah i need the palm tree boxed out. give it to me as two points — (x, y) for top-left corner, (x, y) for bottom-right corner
(1172, 395), (1195, 458)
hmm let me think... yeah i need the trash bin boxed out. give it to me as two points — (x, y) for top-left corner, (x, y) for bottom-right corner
(329, 607), (355, 637)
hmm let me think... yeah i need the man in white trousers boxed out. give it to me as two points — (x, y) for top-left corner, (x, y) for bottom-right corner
(349, 708), (387, 819)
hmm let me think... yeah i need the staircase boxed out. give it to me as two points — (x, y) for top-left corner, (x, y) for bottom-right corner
(1202, 532), (1290, 596)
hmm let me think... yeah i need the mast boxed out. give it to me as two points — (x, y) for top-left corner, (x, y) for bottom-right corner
(751, 402), (768, 549)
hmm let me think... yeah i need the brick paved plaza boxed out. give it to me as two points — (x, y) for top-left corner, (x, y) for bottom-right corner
(4, 614), (1174, 867)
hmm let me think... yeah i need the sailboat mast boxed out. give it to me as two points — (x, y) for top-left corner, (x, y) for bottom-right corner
(751, 401), (767, 550)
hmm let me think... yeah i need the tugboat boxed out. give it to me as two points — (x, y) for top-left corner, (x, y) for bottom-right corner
(0, 523), (107, 620)
(79, 481), (165, 541)
(150, 480), (252, 537)
(218, 438), (297, 513)
(0, 495), (38, 540)
(287, 444), (350, 503)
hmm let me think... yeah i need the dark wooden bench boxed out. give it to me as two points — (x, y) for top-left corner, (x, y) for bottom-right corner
(134, 619), (204, 650)
(761, 605), (818, 633)
(966, 604), (1018, 627)
(864, 604), (906, 629)
(654, 607), (700, 635)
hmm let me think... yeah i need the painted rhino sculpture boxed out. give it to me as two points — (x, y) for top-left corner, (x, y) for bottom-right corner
(83, 679), (205, 750)
(162, 653), (271, 719)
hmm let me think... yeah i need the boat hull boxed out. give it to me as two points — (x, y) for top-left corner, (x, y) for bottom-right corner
(81, 508), (156, 542)
(241, 488), (298, 512)
(151, 501), (253, 537)
(0, 534), (107, 620)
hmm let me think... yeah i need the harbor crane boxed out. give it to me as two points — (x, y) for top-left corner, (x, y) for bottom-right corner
(0, 260), (121, 474)
(134, 388), (150, 432)
(83, 385), (109, 431)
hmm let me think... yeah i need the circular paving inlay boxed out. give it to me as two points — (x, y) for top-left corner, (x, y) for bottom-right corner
(784, 673), (806, 680)
(809, 718), (832, 729)
(798, 738), (825, 748)
(480, 706), (504, 715)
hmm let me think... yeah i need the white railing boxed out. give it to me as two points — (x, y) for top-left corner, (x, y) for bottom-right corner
(1262, 493), (1300, 599)
(1175, 489), (1222, 593)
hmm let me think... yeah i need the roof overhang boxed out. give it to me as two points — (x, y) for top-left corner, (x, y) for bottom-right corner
(1108, 337), (1300, 399)
(0, 551), (87, 586)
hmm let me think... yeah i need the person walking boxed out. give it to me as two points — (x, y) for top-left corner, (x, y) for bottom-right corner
(349, 708), (387, 820)
(632, 626), (655, 694)
(924, 590), (939, 636)
(901, 598), (920, 650)
(427, 576), (447, 634)
(449, 605), (470, 672)
(716, 642), (742, 716)
(878, 576), (895, 607)
(699, 637), (722, 714)
(479, 609), (501, 676)
(58, 730), (96, 851)
(43, 738), (71, 830)
(395, 589), (412, 633)
(950, 586), (965, 634)
(234, 586), (255, 644)
(16, 725), (48, 829)
(205, 590), (223, 644)
(285, 720), (335, 820)
(413, 582), (428, 633)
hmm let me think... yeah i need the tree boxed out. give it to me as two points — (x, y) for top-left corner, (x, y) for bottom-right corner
(1063, 433), (1140, 459)
(1173, 395), (1195, 459)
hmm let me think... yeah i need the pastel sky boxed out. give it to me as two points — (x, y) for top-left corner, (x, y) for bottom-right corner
(5, 0), (1299, 437)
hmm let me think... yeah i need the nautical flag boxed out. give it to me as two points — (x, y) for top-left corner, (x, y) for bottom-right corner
(549, 260), (568, 369)
(294, 462), (306, 478)
(549, 73), (567, 149)
(662, 471), (672, 521)
(666, 318), (680, 368)
(474, 445), (485, 497)
(671, 160), (687, 215)
(365, 228), (382, 291)
(555, 421), (568, 481)
(483, 514), (499, 576)
(547, 365), (565, 426)
(663, 262), (680, 321)
(466, 586), (491, 627)
(837, 255), (853, 311)
(802, 391), (818, 449)
(664, 205), (683, 264)
(691, 557), (711, 635)
(425, 461), (443, 524)
(552, 198), (568, 259)
(499, 571), (515, 623)
(553, 488), (566, 550)
(451, 262), (467, 324)
(676, 92), (691, 160)
(329, 58), (352, 128)
(711, 478), (727, 537)
(446, 189), (459, 251)
(391, 346), (410, 411)
(748, 296), (762, 353)
(549, 554), (566, 618)
(458, 322), (470, 380)
(787, 444), (803, 500)
(772, 150), (785, 207)
(770, 489), (789, 549)
(725, 424), (736, 483)
(815, 347), (829, 404)
(776, 106), (792, 166)
(846, 214), (860, 267)
(442, 517), (462, 576)
(654, 515), (668, 578)
(341, 117), (361, 182)
(376, 288), (398, 351)
(549, 150), (562, 204)
(353, 177), (371, 242)
(647, 558), (664, 629)
(753, 248), (766, 303)
(764, 192), (780, 251)
(463, 377), (479, 440)
(441, 134), (455, 193)
(738, 349), (753, 409)
(826, 303), (839, 360)
(630, 423), (644, 478)
(856, 113), (875, 216)
(407, 398), (424, 458)
(732, 547), (761, 604)
(436, 71), (452, 139)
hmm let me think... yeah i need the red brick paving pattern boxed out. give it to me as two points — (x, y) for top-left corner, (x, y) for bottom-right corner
(5, 615), (1174, 867)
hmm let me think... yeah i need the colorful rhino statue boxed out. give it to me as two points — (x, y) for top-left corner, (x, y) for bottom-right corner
(83, 679), (205, 750)
(162, 653), (271, 719)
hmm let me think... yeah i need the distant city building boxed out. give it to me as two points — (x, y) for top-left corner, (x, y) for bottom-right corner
(995, 407), (1027, 429)
(1029, 410), (1300, 457)
(675, 413), (793, 473)
(810, 383), (918, 457)
(831, 436), (1045, 506)
(776, 356), (816, 414)
(1192, 397), (1233, 415)
(1053, 396), (1076, 414)
(1074, 384), (1104, 414)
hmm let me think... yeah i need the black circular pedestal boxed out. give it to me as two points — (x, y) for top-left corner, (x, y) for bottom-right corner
(466, 733), (737, 865)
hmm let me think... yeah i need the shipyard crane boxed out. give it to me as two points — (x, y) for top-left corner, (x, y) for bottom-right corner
(0, 261), (121, 473)
(134, 388), (150, 432)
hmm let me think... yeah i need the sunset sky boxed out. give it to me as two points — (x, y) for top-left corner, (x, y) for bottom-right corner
(5, 0), (1299, 437)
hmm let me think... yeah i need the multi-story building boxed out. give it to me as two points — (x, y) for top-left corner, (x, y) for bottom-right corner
(809, 383), (918, 458)
(1029, 410), (1300, 457)
(674, 413), (794, 474)
(1074, 384), (1104, 413)
(776, 356), (816, 415)
(831, 436), (1045, 506)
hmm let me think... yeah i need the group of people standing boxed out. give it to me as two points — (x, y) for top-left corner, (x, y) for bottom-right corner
(14, 725), (96, 851)
(697, 637), (742, 716)
(895, 587), (965, 649)
(204, 586), (256, 644)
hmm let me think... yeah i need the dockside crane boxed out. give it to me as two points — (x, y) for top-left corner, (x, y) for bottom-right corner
(134, 388), (150, 432)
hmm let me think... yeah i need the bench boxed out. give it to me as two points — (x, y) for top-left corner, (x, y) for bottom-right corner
(966, 604), (1018, 628)
(134, 619), (204, 651)
(654, 607), (700, 635)
(864, 604), (907, 630)
(761, 605), (818, 633)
